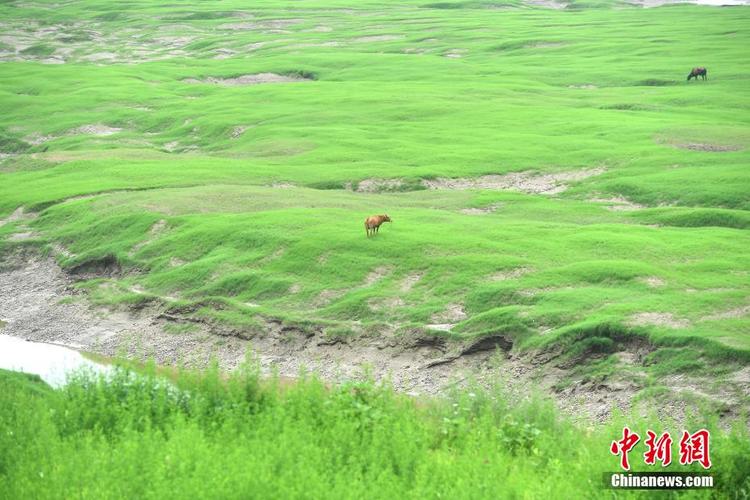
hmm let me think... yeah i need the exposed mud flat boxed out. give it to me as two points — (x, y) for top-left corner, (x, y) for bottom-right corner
(0, 251), (247, 367)
(183, 73), (313, 86)
(421, 168), (605, 194)
(0, 249), (515, 400)
(1, 246), (746, 426)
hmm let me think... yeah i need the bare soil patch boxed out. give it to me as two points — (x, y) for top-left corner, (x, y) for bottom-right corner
(590, 196), (646, 211)
(81, 52), (119, 62)
(364, 266), (392, 286)
(425, 323), (455, 332)
(306, 25), (334, 33)
(129, 219), (168, 256)
(422, 167), (604, 194)
(460, 203), (503, 215)
(73, 124), (123, 136)
(183, 73), (312, 86)
(368, 296), (405, 312)
(354, 35), (403, 43)
(431, 303), (467, 324)
(400, 272), (424, 292)
(314, 267), (391, 307)
(0, 207), (33, 228)
(270, 182), (296, 189)
(444, 48), (467, 58)
(629, 312), (690, 329)
(7, 232), (37, 242)
(218, 19), (303, 31)
(213, 48), (237, 60)
(525, 0), (568, 8)
(525, 41), (565, 48)
(24, 124), (122, 146)
(0, 252), (246, 366)
(490, 267), (533, 281)
(670, 142), (742, 152)
(355, 178), (403, 192)
(701, 304), (750, 322)
(639, 276), (666, 288)
(230, 125), (247, 138)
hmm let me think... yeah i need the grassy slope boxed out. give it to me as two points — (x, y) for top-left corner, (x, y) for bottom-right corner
(0, 1), (748, 367)
(1, 363), (749, 498)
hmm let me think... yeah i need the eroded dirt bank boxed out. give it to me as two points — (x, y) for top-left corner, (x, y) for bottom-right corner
(1, 248), (745, 426)
(0, 250), (518, 395)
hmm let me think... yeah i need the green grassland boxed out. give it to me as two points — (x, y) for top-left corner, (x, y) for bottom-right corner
(2, 363), (749, 498)
(1, 0), (749, 394)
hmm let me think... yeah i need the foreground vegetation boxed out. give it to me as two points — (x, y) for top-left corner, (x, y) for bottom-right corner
(1, 364), (749, 498)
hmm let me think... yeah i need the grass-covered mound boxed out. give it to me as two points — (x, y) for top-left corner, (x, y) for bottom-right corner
(1, 361), (748, 498)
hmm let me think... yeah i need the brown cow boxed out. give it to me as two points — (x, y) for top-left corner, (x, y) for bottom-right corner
(687, 67), (707, 81)
(365, 214), (391, 237)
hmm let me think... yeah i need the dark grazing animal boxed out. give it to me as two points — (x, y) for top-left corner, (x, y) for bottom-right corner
(687, 67), (707, 81)
(365, 214), (391, 237)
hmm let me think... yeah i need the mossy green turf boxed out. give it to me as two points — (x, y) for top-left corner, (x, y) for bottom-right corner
(1, 362), (749, 498)
(1, 1), (749, 361)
